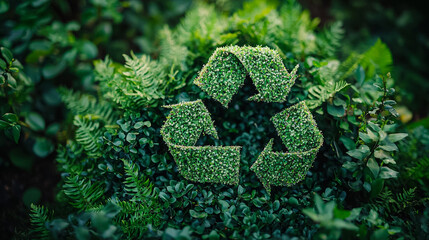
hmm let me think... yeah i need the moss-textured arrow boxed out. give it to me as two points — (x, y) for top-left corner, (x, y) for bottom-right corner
(194, 46), (299, 107)
(250, 102), (323, 194)
(160, 100), (241, 185)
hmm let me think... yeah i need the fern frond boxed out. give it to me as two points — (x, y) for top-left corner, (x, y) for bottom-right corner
(59, 88), (117, 125)
(395, 187), (416, 211)
(407, 158), (429, 180)
(63, 175), (105, 210)
(73, 115), (103, 157)
(317, 21), (344, 57)
(361, 39), (393, 78)
(336, 52), (363, 82)
(370, 187), (417, 214)
(159, 26), (189, 71)
(176, 3), (224, 47)
(30, 204), (51, 239)
(56, 141), (85, 174)
(122, 159), (155, 201)
(94, 53), (166, 110)
(114, 200), (161, 238)
(306, 80), (349, 109)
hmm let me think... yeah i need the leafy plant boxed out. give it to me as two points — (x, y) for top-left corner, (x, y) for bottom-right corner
(13, 0), (427, 239)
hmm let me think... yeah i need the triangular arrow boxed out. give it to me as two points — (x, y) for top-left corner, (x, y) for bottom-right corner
(161, 100), (241, 185)
(194, 46), (298, 107)
(250, 102), (323, 195)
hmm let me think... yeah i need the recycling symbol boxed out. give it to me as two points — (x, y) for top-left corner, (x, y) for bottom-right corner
(161, 46), (323, 194)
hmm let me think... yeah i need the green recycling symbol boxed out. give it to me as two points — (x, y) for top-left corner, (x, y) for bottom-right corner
(161, 46), (323, 194)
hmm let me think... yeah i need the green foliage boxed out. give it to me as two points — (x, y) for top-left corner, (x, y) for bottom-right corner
(330, 0), (428, 116)
(94, 53), (167, 110)
(303, 194), (358, 240)
(122, 159), (156, 201)
(369, 187), (423, 214)
(316, 21), (344, 58)
(11, 0), (428, 239)
(114, 200), (161, 238)
(59, 88), (117, 125)
(63, 175), (105, 210)
(30, 204), (51, 239)
(0, 46), (31, 144)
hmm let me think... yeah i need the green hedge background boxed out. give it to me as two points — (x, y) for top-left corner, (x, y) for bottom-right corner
(1, 0), (428, 239)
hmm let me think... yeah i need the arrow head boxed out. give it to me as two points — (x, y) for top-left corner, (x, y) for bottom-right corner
(248, 64), (299, 103)
(161, 100), (218, 146)
(161, 100), (242, 185)
(194, 46), (299, 107)
(251, 102), (323, 195)
(250, 139), (274, 194)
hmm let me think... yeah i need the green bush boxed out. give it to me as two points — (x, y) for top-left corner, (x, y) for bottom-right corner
(0, 0), (427, 239)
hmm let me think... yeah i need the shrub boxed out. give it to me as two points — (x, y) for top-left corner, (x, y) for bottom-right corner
(1, 0), (423, 239)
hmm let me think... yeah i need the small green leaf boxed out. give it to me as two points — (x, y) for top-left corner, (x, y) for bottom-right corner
(12, 124), (21, 143)
(1, 47), (13, 63)
(26, 112), (45, 131)
(367, 158), (380, 178)
(22, 187), (42, 207)
(237, 185), (245, 195)
(33, 137), (54, 157)
(288, 197), (299, 206)
(159, 192), (169, 202)
(0, 58), (6, 69)
(126, 132), (137, 142)
(347, 145), (370, 160)
(342, 161), (358, 172)
(7, 74), (16, 88)
(370, 229), (389, 240)
(189, 210), (207, 218)
(207, 230), (220, 240)
(367, 129), (379, 141)
(218, 200), (229, 211)
(379, 166), (398, 179)
(359, 132), (372, 144)
(134, 121), (151, 129)
(340, 136), (355, 150)
(0, 1), (9, 14)
(387, 133), (408, 143)
(3, 113), (18, 123)
(0, 119), (11, 128)
(327, 104), (345, 117)
(378, 141), (398, 152)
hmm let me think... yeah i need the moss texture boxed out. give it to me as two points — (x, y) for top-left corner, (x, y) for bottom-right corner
(194, 46), (299, 107)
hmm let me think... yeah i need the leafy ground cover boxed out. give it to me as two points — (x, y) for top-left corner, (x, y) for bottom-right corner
(0, 0), (428, 239)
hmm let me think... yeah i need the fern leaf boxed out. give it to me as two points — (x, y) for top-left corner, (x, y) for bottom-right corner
(407, 158), (429, 180)
(317, 21), (344, 57)
(361, 39), (393, 78)
(56, 141), (84, 175)
(30, 204), (51, 239)
(115, 200), (161, 238)
(336, 52), (363, 82)
(73, 116), (103, 157)
(159, 26), (188, 72)
(63, 175), (105, 210)
(94, 53), (166, 110)
(122, 159), (155, 201)
(59, 88), (117, 125)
